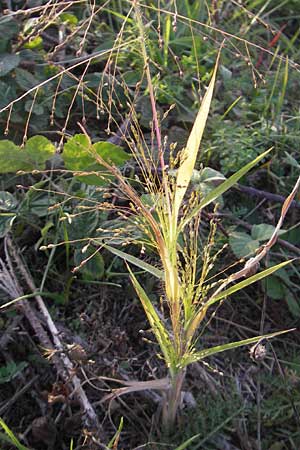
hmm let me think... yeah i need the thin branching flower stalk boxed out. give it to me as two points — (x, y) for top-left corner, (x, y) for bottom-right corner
(26, 4), (298, 432)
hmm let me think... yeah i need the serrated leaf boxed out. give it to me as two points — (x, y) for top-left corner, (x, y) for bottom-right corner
(0, 361), (28, 384)
(0, 54), (20, 77)
(229, 231), (259, 258)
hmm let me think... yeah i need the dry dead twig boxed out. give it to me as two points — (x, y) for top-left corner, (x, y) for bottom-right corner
(0, 236), (104, 438)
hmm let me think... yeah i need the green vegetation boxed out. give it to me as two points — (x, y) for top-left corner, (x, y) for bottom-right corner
(0, 1), (300, 449)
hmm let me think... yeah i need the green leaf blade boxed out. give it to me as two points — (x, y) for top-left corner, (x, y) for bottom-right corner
(181, 148), (272, 229)
(128, 267), (174, 367)
(208, 259), (293, 306)
(102, 243), (164, 280)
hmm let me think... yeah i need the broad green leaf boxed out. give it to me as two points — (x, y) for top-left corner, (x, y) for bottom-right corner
(264, 275), (286, 300)
(0, 214), (16, 238)
(64, 209), (99, 241)
(173, 56), (219, 224)
(0, 137), (55, 173)
(63, 134), (92, 170)
(182, 328), (294, 366)
(24, 36), (43, 50)
(15, 67), (38, 90)
(128, 266), (174, 366)
(0, 140), (23, 172)
(63, 135), (103, 185)
(0, 192), (17, 211)
(24, 100), (44, 115)
(0, 54), (20, 77)
(181, 148), (272, 229)
(251, 223), (285, 241)
(74, 247), (105, 280)
(24, 136), (56, 168)
(21, 194), (55, 218)
(229, 231), (259, 258)
(191, 167), (226, 184)
(63, 135), (129, 185)
(0, 17), (19, 41)
(103, 243), (164, 280)
(93, 142), (129, 166)
(207, 259), (292, 306)
(0, 80), (15, 109)
(60, 13), (79, 26)
(285, 292), (300, 318)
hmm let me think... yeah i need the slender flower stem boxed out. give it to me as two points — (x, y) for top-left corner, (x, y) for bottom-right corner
(133, 2), (172, 219)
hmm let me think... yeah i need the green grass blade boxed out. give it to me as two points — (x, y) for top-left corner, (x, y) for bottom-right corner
(102, 243), (164, 280)
(207, 259), (292, 307)
(198, 147), (272, 209)
(173, 53), (220, 225)
(183, 328), (294, 366)
(128, 266), (174, 367)
(181, 147), (272, 229)
(174, 433), (201, 450)
(0, 418), (30, 450)
(107, 417), (123, 449)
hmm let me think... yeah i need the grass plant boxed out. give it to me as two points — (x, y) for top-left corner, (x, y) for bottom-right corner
(0, 1), (300, 446)
(73, 8), (299, 427)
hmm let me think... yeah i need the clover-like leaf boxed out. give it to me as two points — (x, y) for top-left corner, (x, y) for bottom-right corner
(62, 134), (130, 185)
(229, 231), (260, 258)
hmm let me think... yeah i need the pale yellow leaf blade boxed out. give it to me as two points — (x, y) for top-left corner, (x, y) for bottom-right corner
(173, 53), (220, 222)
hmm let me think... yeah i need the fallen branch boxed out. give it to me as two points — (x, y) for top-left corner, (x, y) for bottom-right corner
(2, 237), (104, 438)
(236, 184), (300, 209)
